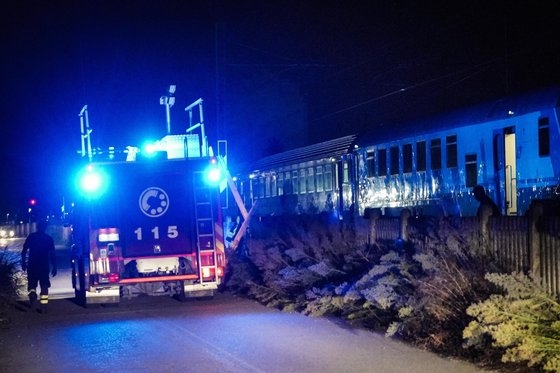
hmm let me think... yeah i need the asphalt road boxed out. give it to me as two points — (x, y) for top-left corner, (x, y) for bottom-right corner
(0, 297), (493, 373)
(1, 237), (492, 373)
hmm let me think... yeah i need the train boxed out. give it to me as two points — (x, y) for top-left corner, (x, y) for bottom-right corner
(240, 86), (560, 218)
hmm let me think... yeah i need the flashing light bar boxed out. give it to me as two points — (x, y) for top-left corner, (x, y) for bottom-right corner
(77, 164), (109, 198)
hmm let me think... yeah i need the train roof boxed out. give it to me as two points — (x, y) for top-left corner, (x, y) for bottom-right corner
(358, 85), (560, 145)
(250, 134), (358, 172)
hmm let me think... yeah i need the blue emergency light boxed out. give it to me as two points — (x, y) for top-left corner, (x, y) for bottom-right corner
(77, 164), (109, 197)
(206, 167), (222, 183)
(204, 157), (223, 184)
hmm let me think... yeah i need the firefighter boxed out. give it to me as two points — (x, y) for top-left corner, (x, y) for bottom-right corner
(21, 220), (57, 313)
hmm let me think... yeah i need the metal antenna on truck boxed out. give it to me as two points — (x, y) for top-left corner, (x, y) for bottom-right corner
(160, 85), (176, 135)
(79, 105), (93, 162)
(185, 98), (207, 157)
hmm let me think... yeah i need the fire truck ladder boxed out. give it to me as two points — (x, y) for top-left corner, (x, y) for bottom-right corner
(193, 173), (218, 284)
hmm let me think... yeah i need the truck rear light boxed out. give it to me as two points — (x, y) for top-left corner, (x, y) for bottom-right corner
(108, 273), (120, 283)
(99, 273), (120, 284)
(202, 267), (211, 278)
(98, 228), (119, 243)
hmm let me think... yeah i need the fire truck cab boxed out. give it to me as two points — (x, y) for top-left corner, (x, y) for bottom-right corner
(71, 99), (227, 305)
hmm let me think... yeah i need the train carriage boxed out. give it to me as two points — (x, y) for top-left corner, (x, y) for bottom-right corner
(355, 86), (560, 217)
(243, 86), (560, 218)
(243, 135), (357, 218)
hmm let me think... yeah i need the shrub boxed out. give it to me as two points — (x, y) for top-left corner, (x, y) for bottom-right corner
(359, 217), (495, 356)
(0, 247), (20, 299)
(230, 213), (558, 371)
(0, 247), (22, 327)
(340, 249), (419, 329)
(232, 214), (377, 311)
(393, 246), (494, 355)
(463, 272), (560, 372)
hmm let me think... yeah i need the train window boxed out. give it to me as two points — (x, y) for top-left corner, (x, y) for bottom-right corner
(299, 169), (306, 194)
(324, 164), (333, 191)
(343, 162), (350, 183)
(278, 172), (284, 196)
(265, 176), (271, 197)
(307, 167), (315, 192)
(316, 166), (324, 192)
(292, 170), (299, 194)
(271, 174), (277, 197)
(366, 150), (376, 177)
(417, 141), (426, 172)
(250, 177), (258, 199)
(465, 153), (477, 188)
(403, 144), (413, 173)
(446, 135), (457, 168)
(538, 117), (550, 156)
(378, 148), (387, 176)
(390, 146), (399, 175)
(258, 176), (265, 198)
(284, 171), (292, 194)
(430, 138), (442, 170)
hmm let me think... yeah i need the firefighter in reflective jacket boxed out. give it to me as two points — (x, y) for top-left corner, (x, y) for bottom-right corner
(21, 220), (57, 313)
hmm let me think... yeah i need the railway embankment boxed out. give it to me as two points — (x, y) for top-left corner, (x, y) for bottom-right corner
(224, 210), (560, 373)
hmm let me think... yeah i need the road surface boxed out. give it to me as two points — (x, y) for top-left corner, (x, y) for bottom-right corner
(0, 294), (493, 373)
(1, 237), (493, 373)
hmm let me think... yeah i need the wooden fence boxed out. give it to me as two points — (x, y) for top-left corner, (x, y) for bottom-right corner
(367, 202), (560, 297)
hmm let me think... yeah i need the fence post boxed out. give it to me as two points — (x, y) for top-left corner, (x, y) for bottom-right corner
(479, 204), (493, 256)
(368, 208), (380, 244)
(400, 209), (411, 241)
(529, 201), (543, 278)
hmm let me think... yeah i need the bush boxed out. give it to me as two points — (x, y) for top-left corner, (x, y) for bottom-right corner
(463, 272), (560, 372)
(392, 246), (494, 355)
(0, 247), (20, 298)
(340, 249), (419, 330)
(227, 213), (557, 371)
(228, 214), (377, 311)
(0, 247), (22, 327)
(342, 217), (497, 356)
(391, 218), (497, 355)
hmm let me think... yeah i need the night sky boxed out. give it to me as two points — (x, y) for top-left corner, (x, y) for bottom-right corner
(1, 1), (559, 219)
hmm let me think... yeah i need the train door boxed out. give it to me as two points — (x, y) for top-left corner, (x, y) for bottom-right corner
(504, 129), (518, 215)
(337, 157), (353, 213)
(493, 127), (518, 215)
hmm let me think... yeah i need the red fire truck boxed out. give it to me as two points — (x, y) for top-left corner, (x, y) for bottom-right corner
(70, 98), (230, 305)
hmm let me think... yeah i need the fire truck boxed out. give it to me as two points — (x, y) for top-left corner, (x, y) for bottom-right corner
(70, 97), (235, 305)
